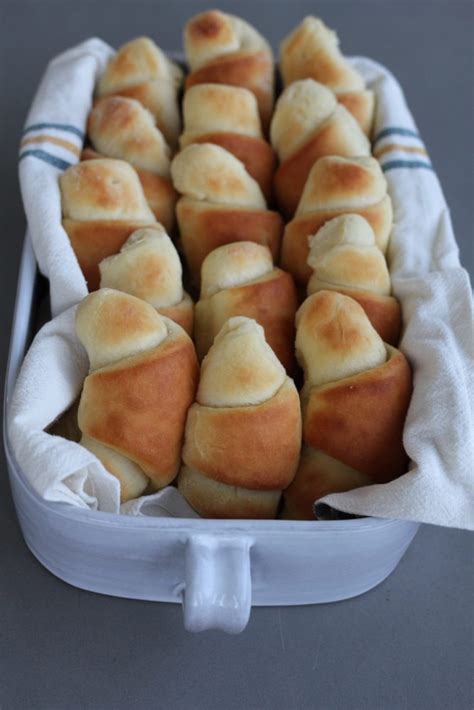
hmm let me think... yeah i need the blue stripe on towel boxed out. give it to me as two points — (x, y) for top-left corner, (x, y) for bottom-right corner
(22, 123), (84, 139)
(382, 159), (434, 173)
(19, 149), (72, 171)
(373, 127), (421, 146)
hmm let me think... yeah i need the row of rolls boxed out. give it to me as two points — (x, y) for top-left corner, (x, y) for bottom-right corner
(56, 10), (412, 519)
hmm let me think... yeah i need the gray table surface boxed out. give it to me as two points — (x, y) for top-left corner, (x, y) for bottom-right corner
(1, 1), (473, 709)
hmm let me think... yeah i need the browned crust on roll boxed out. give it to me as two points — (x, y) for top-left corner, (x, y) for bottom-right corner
(63, 219), (157, 291)
(185, 50), (274, 132)
(159, 292), (194, 336)
(195, 269), (297, 372)
(135, 170), (177, 232)
(81, 147), (103, 161)
(332, 287), (402, 346)
(191, 132), (276, 202)
(274, 119), (371, 219)
(81, 148), (177, 232)
(280, 199), (392, 287)
(183, 378), (302, 490)
(79, 334), (199, 489)
(62, 219), (154, 291)
(178, 465), (281, 519)
(283, 449), (373, 520)
(303, 346), (412, 481)
(337, 91), (375, 137)
(176, 199), (284, 280)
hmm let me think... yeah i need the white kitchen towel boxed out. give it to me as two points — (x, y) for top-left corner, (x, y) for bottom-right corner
(11, 45), (474, 528)
(18, 38), (114, 317)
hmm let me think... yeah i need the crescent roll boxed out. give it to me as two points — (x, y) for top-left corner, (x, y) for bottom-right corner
(181, 83), (275, 200)
(171, 143), (283, 281)
(307, 215), (401, 344)
(99, 227), (194, 335)
(284, 291), (411, 519)
(280, 155), (393, 287)
(194, 242), (297, 371)
(270, 79), (370, 217)
(60, 158), (157, 290)
(184, 10), (274, 131)
(280, 17), (375, 135)
(77, 289), (199, 498)
(96, 36), (182, 149)
(84, 96), (177, 230)
(179, 317), (302, 518)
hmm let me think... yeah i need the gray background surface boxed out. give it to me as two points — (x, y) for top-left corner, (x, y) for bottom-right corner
(0, 1), (473, 709)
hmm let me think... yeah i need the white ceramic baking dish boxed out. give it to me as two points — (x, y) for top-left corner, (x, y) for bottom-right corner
(4, 233), (420, 633)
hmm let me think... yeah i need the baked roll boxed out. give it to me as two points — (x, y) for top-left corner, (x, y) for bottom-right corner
(184, 10), (274, 131)
(60, 158), (157, 290)
(270, 79), (370, 218)
(280, 17), (375, 135)
(284, 290), (412, 519)
(171, 143), (284, 281)
(99, 227), (194, 335)
(178, 317), (302, 518)
(96, 36), (182, 149)
(307, 215), (401, 344)
(280, 155), (393, 287)
(77, 289), (199, 500)
(83, 96), (177, 231)
(180, 83), (275, 200)
(194, 242), (297, 371)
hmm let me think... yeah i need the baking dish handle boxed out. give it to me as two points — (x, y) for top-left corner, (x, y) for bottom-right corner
(182, 533), (253, 634)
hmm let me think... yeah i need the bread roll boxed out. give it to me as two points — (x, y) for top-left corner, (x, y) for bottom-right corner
(96, 37), (182, 148)
(181, 84), (275, 200)
(280, 155), (393, 286)
(280, 17), (374, 135)
(195, 242), (297, 371)
(171, 144), (283, 281)
(184, 10), (274, 131)
(271, 79), (370, 217)
(60, 158), (157, 290)
(307, 215), (401, 344)
(77, 289), (199, 498)
(99, 227), (194, 335)
(284, 291), (411, 519)
(85, 96), (177, 230)
(179, 317), (302, 518)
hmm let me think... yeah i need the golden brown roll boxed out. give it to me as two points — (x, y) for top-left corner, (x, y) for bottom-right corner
(77, 289), (199, 499)
(284, 291), (411, 519)
(179, 317), (302, 518)
(280, 17), (375, 135)
(84, 96), (177, 231)
(96, 36), (183, 149)
(280, 155), (393, 287)
(180, 83), (275, 201)
(194, 242), (297, 371)
(307, 215), (401, 344)
(171, 143), (284, 281)
(99, 227), (194, 335)
(184, 10), (274, 131)
(60, 158), (157, 290)
(271, 79), (370, 218)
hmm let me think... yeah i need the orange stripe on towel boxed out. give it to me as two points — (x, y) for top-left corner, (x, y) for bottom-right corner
(374, 143), (428, 159)
(20, 134), (81, 157)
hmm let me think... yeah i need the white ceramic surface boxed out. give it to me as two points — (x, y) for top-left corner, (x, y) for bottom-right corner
(3, 236), (420, 633)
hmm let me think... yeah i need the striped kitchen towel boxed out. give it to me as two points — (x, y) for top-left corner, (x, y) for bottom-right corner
(18, 38), (114, 316)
